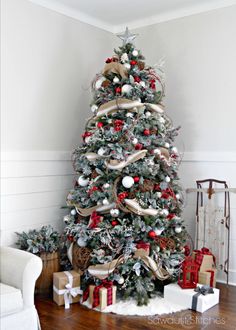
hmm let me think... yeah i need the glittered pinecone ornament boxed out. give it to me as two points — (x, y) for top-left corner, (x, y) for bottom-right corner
(139, 179), (155, 192)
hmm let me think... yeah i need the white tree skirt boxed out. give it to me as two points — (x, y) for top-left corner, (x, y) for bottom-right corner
(82, 296), (187, 316)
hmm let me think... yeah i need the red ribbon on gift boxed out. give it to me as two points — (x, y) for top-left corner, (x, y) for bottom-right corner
(193, 247), (216, 268)
(92, 280), (113, 308)
(206, 270), (215, 287)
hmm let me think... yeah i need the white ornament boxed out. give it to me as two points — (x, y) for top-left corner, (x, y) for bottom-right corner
(91, 104), (98, 113)
(102, 198), (109, 205)
(175, 193), (180, 200)
(103, 183), (110, 189)
(95, 77), (106, 90)
(161, 209), (169, 216)
(77, 237), (87, 247)
(113, 76), (120, 83)
(117, 276), (125, 284)
(121, 84), (132, 94)
(139, 81), (146, 88)
(126, 112), (134, 118)
(156, 192), (162, 198)
(71, 209), (76, 216)
(145, 111), (151, 118)
(63, 215), (70, 223)
(155, 227), (164, 236)
(165, 176), (171, 183)
(175, 226), (182, 234)
(132, 49), (138, 57)
(121, 53), (129, 63)
(156, 246), (160, 252)
(85, 136), (92, 144)
(110, 208), (120, 217)
(153, 148), (161, 155)
(124, 63), (131, 70)
(132, 138), (138, 144)
(122, 176), (134, 188)
(78, 175), (89, 187)
(97, 147), (106, 156)
(172, 147), (178, 154)
(165, 142), (170, 148)
(159, 117), (165, 124)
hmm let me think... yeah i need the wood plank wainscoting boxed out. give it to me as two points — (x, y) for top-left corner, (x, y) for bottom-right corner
(35, 283), (236, 330)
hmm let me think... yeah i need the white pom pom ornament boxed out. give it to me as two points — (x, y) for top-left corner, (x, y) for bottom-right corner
(122, 176), (134, 188)
(175, 226), (182, 234)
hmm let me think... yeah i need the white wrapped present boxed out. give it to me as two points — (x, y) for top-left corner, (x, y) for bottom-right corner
(164, 283), (219, 313)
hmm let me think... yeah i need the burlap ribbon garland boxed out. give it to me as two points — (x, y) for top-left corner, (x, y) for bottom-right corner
(87, 250), (170, 281)
(95, 98), (164, 118)
(102, 62), (128, 79)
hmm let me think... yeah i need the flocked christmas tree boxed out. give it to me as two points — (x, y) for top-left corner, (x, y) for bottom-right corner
(63, 28), (188, 306)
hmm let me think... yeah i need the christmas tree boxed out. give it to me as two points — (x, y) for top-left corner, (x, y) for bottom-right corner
(63, 28), (188, 306)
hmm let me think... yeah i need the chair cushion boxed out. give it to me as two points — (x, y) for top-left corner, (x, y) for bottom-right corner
(0, 283), (24, 317)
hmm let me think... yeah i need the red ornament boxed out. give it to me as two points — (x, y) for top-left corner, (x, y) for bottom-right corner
(111, 220), (119, 227)
(150, 79), (156, 90)
(115, 87), (122, 94)
(135, 143), (143, 150)
(134, 76), (141, 83)
(148, 230), (157, 239)
(97, 122), (104, 128)
(105, 58), (112, 63)
(88, 186), (99, 196)
(118, 192), (129, 201)
(130, 60), (137, 66)
(82, 131), (92, 139)
(133, 176), (140, 183)
(167, 213), (176, 220)
(143, 129), (150, 136)
(67, 235), (74, 242)
(178, 256), (198, 289)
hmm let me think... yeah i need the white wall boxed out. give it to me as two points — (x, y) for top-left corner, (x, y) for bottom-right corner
(0, 0), (113, 245)
(120, 6), (236, 285)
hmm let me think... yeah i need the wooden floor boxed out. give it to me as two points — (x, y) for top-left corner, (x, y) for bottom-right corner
(36, 283), (236, 330)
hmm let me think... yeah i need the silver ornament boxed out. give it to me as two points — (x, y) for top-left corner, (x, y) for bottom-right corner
(121, 84), (133, 94)
(113, 76), (120, 83)
(124, 63), (131, 70)
(110, 208), (120, 217)
(102, 198), (109, 205)
(91, 104), (98, 113)
(78, 175), (89, 187)
(165, 176), (171, 183)
(71, 209), (77, 216)
(117, 276), (125, 284)
(132, 49), (138, 56)
(175, 226), (182, 234)
(103, 183), (110, 189)
(77, 237), (87, 247)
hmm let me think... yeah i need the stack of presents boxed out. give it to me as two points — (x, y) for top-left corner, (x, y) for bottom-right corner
(164, 247), (219, 313)
(52, 246), (219, 313)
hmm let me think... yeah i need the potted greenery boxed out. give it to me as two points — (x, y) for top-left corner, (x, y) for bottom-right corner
(16, 225), (61, 293)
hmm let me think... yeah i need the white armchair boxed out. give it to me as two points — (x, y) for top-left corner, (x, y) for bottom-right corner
(0, 246), (42, 330)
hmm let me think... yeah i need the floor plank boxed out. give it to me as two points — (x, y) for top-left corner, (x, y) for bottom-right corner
(35, 283), (236, 330)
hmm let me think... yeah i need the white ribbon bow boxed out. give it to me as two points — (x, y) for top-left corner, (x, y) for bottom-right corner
(53, 271), (82, 309)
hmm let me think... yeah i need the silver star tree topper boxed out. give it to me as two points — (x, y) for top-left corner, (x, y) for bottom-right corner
(117, 27), (138, 46)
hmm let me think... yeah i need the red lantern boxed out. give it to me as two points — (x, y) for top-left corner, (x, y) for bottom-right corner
(178, 256), (198, 289)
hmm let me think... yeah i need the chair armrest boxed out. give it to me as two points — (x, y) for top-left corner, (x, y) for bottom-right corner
(0, 247), (42, 307)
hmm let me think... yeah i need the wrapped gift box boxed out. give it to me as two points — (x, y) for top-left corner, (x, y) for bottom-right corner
(192, 251), (215, 272)
(164, 283), (219, 313)
(198, 269), (217, 287)
(53, 270), (82, 308)
(89, 284), (117, 310)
